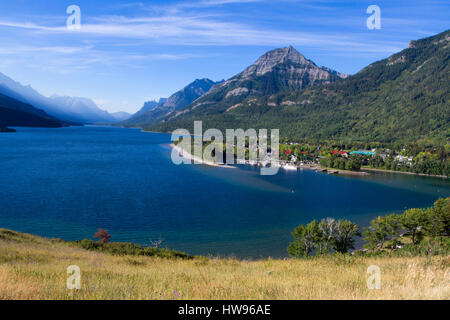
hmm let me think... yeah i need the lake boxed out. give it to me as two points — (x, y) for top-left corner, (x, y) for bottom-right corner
(1, 126), (449, 258)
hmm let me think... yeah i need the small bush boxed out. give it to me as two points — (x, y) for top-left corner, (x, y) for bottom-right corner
(70, 239), (192, 260)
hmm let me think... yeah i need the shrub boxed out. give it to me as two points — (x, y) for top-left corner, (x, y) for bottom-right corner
(71, 239), (192, 260)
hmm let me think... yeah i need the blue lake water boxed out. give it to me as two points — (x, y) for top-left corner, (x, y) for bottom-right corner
(1, 126), (449, 258)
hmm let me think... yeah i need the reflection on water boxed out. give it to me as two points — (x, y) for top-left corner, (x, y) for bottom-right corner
(190, 164), (292, 194)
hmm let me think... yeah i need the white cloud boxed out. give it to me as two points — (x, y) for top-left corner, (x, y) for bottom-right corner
(0, 15), (403, 54)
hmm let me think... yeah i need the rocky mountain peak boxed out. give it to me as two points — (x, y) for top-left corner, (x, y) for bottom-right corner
(240, 46), (310, 77)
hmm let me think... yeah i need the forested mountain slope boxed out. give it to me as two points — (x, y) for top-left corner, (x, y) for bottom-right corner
(150, 31), (449, 144)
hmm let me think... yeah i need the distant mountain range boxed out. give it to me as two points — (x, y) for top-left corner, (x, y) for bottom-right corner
(121, 78), (219, 127)
(0, 90), (64, 128)
(0, 72), (127, 125)
(148, 30), (450, 144)
(2, 30), (448, 143)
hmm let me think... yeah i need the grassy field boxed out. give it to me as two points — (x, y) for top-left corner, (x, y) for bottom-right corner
(0, 229), (449, 300)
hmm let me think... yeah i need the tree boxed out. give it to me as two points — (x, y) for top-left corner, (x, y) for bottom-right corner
(424, 198), (449, 237)
(332, 219), (361, 253)
(363, 216), (389, 250)
(400, 208), (427, 244)
(445, 198), (450, 236)
(318, 218), (336, 254)
(384, 214), (401, 250)
(94, 228), (111, 244)
(287, 220), (322, 258)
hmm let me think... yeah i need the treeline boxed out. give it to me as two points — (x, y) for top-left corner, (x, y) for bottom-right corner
(368, 154), (449, 176)
(279, 141), (449, 175)
(287, 198), (450, 258)
(319, 155), (362, 171)
(319, 153), (449, 175)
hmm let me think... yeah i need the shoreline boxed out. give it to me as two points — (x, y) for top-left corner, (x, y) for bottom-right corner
(362, 167), (448, 179)
(136, 128), (448, 179)
(316, 166), (370, 176)
(170, 143), (236, 169)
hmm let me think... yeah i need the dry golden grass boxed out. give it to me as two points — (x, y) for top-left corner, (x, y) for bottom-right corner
(0, 229), (449, 300)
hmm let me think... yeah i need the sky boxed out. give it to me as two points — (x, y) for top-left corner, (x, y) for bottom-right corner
(0, 0), (448, 113)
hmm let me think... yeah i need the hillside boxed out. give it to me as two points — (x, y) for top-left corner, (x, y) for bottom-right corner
(0, 229), (447, 300)
(0, 91), (64, 128)
(149, 31), (449, 144)
(122, 79), (218, 127)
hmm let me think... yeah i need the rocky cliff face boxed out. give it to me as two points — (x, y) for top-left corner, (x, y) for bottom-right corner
(241, 46), (307, 76)
(239, 46), (346, 85)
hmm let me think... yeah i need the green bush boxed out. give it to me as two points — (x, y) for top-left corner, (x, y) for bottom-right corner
(290, 197), (449, 258)
(287, 218), (360, 257)
(71, 239), (192, 260)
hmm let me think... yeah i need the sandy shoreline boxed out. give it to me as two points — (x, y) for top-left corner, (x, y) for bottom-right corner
(170, 144), (235, 169)
(316, 166), (369, 176)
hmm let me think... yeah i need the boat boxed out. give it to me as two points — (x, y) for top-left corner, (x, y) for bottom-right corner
(282, 164), (298, 171)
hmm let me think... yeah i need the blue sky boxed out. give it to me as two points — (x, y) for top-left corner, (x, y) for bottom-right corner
(0, 0), (448, 113)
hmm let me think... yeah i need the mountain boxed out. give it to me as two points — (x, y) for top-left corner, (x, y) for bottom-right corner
(0, 72), (119, 124)
(111, 111), (132, 122)
(121, 79), (217, 127)
(150, 31), (450, 144)
(0, 90), (64, 128)
(48, 95), (117, 123)
(128, 98), (168, 120)
(146, 46), (346, 128)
